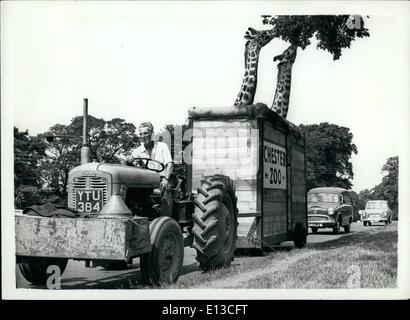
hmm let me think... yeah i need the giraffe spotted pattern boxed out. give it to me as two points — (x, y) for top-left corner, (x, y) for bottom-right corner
(234, 27), (274, 106)
(271, 44), (297, 118)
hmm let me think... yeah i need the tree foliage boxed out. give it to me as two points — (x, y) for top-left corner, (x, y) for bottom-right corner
(262, 15), (370, 60)
(346, 157), (398, 219)
(371, 156), (399, 215)
(14, 127), (49, 208)
(14, 116), (139, 207)
(299, 122), (358, 190)
(14, 127), (46, 188)
(61, 116), (139, 163)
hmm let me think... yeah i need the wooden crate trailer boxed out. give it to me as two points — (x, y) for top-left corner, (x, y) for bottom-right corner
(188, 103), (307, 250)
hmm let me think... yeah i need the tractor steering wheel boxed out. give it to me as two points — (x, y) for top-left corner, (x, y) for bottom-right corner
(133, 158), (165, 173)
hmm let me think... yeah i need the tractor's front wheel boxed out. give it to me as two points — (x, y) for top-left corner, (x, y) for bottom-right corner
(18, 257), (68, 286)
(192, 175), (238, 271)
(140, 217), (184, 286)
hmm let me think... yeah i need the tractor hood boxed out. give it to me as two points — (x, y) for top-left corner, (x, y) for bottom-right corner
(69, 162), (160, 189)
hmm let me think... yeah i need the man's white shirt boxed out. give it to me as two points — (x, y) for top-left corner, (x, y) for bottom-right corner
(131, 141), (173, 173)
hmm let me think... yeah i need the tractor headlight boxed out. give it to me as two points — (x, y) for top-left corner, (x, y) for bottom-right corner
(328, 207), (335, 215)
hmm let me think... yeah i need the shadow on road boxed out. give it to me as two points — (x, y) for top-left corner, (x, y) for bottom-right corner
(59, 260), (201, 289)
(62, 268), (144, 289)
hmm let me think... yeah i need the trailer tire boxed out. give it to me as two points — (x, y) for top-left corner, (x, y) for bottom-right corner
(192, 175), (238, 271)
(18, 257), (68, 286)
(140, 217), (184, 286)
(293, 223), (307, 248)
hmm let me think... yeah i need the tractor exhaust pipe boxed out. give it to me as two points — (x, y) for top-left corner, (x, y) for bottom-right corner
(81, 98), (90, 164)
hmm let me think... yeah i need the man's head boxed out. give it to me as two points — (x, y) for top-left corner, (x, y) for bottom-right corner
(139, 122), (154, 145)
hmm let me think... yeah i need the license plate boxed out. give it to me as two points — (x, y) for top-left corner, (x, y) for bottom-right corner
(75, 190), (103, 213)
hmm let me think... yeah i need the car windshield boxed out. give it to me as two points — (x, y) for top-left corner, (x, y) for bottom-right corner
(308, 193), (339, 203)
(366, 202), (387, 209)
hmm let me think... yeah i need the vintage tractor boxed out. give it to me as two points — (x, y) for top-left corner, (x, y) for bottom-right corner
(15, 100), (307, 287)
(15, 99), (239, 286)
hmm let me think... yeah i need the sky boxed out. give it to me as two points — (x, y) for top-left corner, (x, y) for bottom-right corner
(2, 1), (410, 192)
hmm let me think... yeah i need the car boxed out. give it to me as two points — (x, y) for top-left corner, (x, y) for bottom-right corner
(307, 187), (353, 234)
(361, 200), (392, 226)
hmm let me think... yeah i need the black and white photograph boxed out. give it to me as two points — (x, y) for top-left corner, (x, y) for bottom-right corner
(1, 1), (409, 301)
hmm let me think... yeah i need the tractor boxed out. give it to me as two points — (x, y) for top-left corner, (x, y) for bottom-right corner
(15, 100), (307, 287)
(16, 99), (238, 286)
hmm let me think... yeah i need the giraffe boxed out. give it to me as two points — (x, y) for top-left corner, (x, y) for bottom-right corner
(271, 44), (298, 118)
(234, 27), (275, 107)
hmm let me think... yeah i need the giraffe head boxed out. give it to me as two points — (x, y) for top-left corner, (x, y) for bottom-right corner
(244, 27), (275, 48)
(273, 44), (297, 65)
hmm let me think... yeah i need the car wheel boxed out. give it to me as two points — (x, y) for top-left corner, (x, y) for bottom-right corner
(363, 221), (367, 227)
(333, 220), (340, 234)
(343, 223), (351, 233)
(311, 227), (318, 234)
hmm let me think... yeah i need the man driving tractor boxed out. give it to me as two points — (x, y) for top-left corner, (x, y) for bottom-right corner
(125, 122), (174, 217)
(129, 122), (174, 189)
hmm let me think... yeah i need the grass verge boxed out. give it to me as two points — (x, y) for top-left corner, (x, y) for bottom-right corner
(240, 225), (397, 289)
(163, 224), (397, 289)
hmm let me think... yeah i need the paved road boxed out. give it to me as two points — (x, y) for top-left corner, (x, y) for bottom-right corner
(15, 221), (385, 289)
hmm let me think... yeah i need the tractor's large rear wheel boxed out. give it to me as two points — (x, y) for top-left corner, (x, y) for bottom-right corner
(140, 217), (184, 286)
(18, 257), (68, 286)
(192, 175), (238, 271)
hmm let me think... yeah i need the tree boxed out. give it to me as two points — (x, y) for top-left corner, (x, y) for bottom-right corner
(39, 115), (140, 203)
(14, 127), (48, 208)
(299, 122), (358, 190)
(357, 188), (373, 209)
(262, 15), (370, 60)
(371, 156), (398, 216)
(234, 15), (370, 117)
(63, 116), (139, 163)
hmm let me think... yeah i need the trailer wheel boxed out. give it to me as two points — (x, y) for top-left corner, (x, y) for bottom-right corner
(18, 257), (68, 286)
(293, 223), (307, 248)
(140, 217), (184, 286)
(192, 175), (238, 271)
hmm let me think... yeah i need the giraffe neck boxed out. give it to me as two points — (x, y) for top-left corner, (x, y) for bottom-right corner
(234, 41), (261, 106)
(234, 28), (275, 107)
(271, 48), (297, 118)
